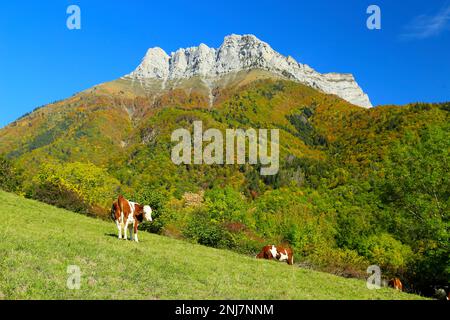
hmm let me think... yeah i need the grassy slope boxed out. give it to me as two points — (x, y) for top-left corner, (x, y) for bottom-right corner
(0, 191), (424, 300)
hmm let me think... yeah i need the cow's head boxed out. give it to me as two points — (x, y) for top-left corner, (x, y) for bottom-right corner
(143, 205), (153, 222)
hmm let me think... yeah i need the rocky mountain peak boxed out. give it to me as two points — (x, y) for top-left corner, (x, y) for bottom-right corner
(126, 34), (372, 108)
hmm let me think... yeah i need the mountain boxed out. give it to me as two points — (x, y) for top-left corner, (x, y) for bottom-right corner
(0, 35), (448, 296)
(125, 34), (372, 108)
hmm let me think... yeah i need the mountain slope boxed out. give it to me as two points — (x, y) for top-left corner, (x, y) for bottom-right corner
(0, 76), (355, 195)
(0, 190), (425, 300)
(0, 46), (448, 297)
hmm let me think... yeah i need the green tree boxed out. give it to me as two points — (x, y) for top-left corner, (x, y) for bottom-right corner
(0, 156), (21, 192)
(357, 233), (413, 274)
(379, 125), (449, 290)
(204, 187), (247, 223)
(33, 161), (120, 208)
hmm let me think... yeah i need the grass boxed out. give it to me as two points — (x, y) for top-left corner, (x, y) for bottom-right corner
(0, 190), (426, 300)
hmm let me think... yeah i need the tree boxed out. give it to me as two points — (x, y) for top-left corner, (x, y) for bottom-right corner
(379, 125), (450, 291)
(0, 156), (21, 192)
(33, 161), (120, 208)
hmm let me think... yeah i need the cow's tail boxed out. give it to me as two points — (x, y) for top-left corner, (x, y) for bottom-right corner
(118, 195), (125, 227)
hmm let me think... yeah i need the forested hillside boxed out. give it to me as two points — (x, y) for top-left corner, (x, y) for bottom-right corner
(1, 74), (448, 296)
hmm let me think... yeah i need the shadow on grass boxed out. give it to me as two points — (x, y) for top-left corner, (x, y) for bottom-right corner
(104, 233), (147, 243)
(104, 233), (118, 239)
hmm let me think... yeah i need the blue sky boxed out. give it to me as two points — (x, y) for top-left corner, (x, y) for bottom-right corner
(1, 0), (449, 128)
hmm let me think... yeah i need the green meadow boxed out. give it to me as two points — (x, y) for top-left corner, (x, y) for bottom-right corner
(0, 191), (425, 300)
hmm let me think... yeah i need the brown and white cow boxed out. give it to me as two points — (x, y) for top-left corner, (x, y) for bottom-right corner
(388, 278), (403, 291)
(111, 195), (152, 242)
(256, 245), (294, 265)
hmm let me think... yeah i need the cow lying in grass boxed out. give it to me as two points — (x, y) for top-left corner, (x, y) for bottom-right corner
(111, 195), (153, 242)
(256, 245), (294, 265)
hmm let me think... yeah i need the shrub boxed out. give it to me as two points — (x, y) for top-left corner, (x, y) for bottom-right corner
(230, 233), (265, 256)
(204, 187), (247, 223)
(0, 156), (21, 193)
(357, 233), (413, 274)
(335, 206), (372, 249)
(183, 209), (235, 249)
(30, 181), (91, 214)
(252, 188), (336, 254)
(129, 186), (170, 234)
(407, 240), (450, 294)
(307, 246), (369, 279)
(34, 161), (120, 208)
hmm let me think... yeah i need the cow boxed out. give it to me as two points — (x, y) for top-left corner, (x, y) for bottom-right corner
(111, 195), (153, 242)
(276, 247), (294, 265)
(256, 245), (275, 260)
(256, 245), (294, 265)
(388, 278), (403, 291)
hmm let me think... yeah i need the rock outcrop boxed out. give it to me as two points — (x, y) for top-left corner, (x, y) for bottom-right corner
(126, 34), (372, 108)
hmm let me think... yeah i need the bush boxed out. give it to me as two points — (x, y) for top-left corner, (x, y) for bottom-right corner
(335, 206), (372, 249)
(252, 188), (336, 254)
(407, 241), (450, 294)
(307, 246), (369, 279)
(183, 209), (236, 249)
(230, 233), (264, 255)
(204, 187), (247, 223)
(357, 233), (413, 274)
(0, 156), (21, 193)
(30, 181), (91, 214)
(253, 188), (306, 238)
(34, 161), (120, 208)
(128, 186), (170, 234)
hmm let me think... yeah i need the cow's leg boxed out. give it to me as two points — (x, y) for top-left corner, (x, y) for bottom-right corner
(134, 222), (139, 242)
(128, 224), (133, 241)
(126, 217), (133, 241)
(123, 220), (129, 240)
(116, 220), (122, 239)
(119, 212), (124, 239)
